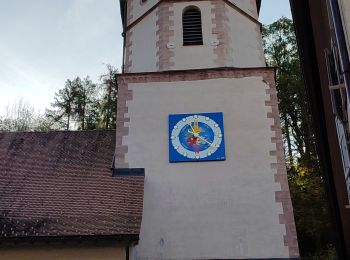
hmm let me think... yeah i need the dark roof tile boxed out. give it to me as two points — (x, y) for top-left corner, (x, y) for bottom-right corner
(0, 130), (144, 239)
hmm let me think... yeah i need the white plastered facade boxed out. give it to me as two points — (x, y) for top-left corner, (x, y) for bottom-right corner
(172, 2), (217, 70)
(123, 78), (289, 259)
(230, 0), (258, 19)
(126, 0), (265, 72)
(227, 9), (265, 67)
(129, 13), (158, 72)
(131, 0), (159, 24)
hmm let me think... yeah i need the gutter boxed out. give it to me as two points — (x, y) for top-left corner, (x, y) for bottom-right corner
(0, 234), (140, 245)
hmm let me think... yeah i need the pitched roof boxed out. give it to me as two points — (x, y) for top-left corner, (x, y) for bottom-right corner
(0, 130), (144, 241)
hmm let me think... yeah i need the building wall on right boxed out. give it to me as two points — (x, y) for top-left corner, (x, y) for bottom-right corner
(338, 0), (350, 55)
(290, 0), (350, 258)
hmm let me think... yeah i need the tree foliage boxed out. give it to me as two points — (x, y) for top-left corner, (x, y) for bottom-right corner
(0, 98), (56, 132)
(263, 17), (336, 258)
(72, 77), (99, 130)
(46, 77), (99, 130)
(263, 17), (317, 168)
(46, 79), (76, 130)
(1, 65), (118, 132)
(45, 65), (118, 131)
(99, 64), (118, 129)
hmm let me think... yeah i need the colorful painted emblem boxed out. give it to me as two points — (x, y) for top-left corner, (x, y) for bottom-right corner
(169, 112), (226, 162)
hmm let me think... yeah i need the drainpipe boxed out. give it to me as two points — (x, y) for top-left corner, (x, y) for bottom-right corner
(126, 241), (138, 260)
(126, 244), (130, 260)
(122, 0), (127, 74)
(327, 0), (350, 99)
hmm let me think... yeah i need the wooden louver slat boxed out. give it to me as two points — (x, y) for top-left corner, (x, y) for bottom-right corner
(182, 8), (203, 46)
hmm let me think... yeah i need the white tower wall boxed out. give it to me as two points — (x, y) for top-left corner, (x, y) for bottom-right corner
(117, 0), (299, 259)
(123, 0), (265, 73)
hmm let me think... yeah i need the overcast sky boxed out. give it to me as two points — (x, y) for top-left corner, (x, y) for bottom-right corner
(0, 0), (292, 116)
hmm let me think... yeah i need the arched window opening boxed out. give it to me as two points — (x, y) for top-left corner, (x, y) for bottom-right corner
(182, 7), (203, 46)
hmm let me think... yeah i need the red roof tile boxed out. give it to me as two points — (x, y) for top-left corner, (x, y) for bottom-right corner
(0, 130), (144, 240)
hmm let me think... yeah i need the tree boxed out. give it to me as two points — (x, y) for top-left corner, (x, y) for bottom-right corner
(263, 17), (317, 168)
(46, 79), (76, 130)
(0, 98), (35, 131)
(2, 65), (119, 132)
(263, 17), (336, 258)
(72, 76), (99, 130)
(0, 98), (56, 132)
(46, 76), (99, 130)
(99, 64), (118, 129)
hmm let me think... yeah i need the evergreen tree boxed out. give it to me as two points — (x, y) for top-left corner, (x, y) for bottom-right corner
(46, 79), (76, 130)
(99, 64), (118, 129)
(72, 76), (99, 130)
(46, 76), (99, 130)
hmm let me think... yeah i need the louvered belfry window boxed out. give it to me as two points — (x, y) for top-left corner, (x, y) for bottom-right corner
(182, 7), (203, 46)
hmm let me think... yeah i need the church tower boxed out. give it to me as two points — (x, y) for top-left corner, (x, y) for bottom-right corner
(116, 0), (299, 259)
